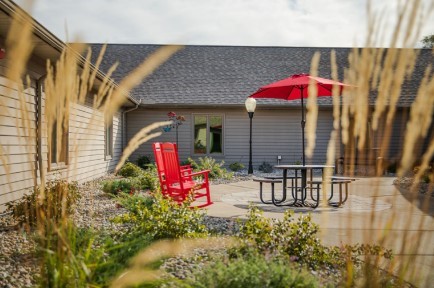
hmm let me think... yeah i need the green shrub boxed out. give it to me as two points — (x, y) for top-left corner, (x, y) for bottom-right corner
(6, 180), (80, 227)
(101, 178), (141, 195)
(118, 162), (143, 177)
(91, 228), (153, 285)
(38, 222), (103, 288)
(229, 162), (245, 172)
(238, 205), (392, 270)
(185, 254), (318, 288)
(137, 168), (159, 191)
(114, 192), (209, 240)
(182, 158), (197, 169)
(137, 155), (152, 170)
(413, 165), (433, 183)
(187, 156), (233, 180)
(258, 161), (273, 173)
(117, 193), (153, 214)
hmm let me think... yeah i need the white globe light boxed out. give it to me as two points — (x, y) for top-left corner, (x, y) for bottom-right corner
(245, 97), (257, 112)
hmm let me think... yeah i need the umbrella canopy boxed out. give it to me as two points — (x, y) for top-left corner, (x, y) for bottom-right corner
(249, 73), (349, 165)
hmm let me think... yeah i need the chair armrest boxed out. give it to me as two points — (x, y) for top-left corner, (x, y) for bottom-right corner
(186, 170), (210, 177)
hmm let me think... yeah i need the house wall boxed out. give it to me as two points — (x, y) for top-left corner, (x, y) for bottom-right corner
(0, 64), (124, 211)
(126, 107), (341, 168)
(0, 75), (39, 210)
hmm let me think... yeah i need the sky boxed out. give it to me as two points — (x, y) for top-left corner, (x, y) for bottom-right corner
(15, 0), (434, 47)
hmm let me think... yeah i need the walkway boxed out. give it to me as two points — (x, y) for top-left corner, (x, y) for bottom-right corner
(205, 177), (434, 287)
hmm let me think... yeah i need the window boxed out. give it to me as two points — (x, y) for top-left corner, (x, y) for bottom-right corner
(193, 114), (223, 155)
(49, 118), (68, 170)
(105, 115), (113, 159)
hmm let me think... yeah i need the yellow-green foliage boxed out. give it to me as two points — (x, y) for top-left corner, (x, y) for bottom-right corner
(115, 192), (209, 240)
(118, 162), (143, 177)
(6, 180), (80, 227)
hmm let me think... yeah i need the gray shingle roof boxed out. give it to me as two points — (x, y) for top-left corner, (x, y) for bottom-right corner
(89, 44), (433, 107)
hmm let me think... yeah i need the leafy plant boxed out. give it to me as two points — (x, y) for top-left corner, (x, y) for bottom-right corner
(137, 169), (159, 191)
(6, 180), (80, 227)
(114, 192), (209, 240)
(229, 162), (245, 172)
(38, 223), (103, 288)
(91, 230), (154, 285)
(258, 161), (273, 173)
(413, 165), (433, 183)
(238, 205), (392, 270)
(101, 178), (141, 195)
(137, 155), (152, 170)
(184, 254), (319, 288)
(187, 156), (233, 179)
(118, 162), (143, 177)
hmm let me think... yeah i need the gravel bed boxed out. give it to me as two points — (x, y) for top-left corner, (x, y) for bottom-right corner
(1, 173), (424, 287)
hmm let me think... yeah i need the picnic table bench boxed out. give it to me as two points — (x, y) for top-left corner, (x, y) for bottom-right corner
(307, 178), (354, 207)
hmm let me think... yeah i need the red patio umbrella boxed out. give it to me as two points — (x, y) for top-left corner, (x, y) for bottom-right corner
(249, 73), (349, 165)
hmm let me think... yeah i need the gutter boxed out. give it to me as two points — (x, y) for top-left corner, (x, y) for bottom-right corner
(122, 99), (141, 149)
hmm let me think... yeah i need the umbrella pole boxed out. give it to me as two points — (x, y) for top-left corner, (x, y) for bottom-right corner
(300, 87), (306, 166)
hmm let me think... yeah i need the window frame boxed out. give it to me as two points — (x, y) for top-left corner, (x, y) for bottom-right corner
(105, 115), (114, 160)
(48, 118), (69, 171)
(192, 113), (225, 156)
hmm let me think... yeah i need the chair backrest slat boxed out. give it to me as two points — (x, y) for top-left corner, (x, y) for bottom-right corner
(152, 142), (167, 193)
(161, 142), (182, 188)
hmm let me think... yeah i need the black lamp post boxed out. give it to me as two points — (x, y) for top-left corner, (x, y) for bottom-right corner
(245, 98), (256, 174)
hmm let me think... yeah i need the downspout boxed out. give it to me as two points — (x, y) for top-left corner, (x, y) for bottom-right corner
(36, 74), (47, 186)
(122, 99), (141, 150)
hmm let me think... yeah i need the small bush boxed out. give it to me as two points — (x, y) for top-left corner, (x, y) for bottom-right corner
(101, 178), (141, 195)
(238, 205), (392, 270)
(114, 192), (209, 240)
(258, 161), (273, 173)
(118, 162), (142, 177)
(137, 168), (159, 191)
(188, 156), (233, 179)
(186, 254), (319, 288)
(137, 155), (151, 170)
(182, 158), (197, 169)
(229, 162), (245, 172)
(413, 165), (433, 183)
(6, 180), (80, 227)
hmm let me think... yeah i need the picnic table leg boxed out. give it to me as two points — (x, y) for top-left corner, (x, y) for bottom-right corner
(328, 182), (334, 202)
(258, 181), (285, 204)
(342, 182), (349, 203)
(312, 182), (320, 208)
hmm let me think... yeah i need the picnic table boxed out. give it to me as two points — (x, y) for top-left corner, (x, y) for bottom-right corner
(273, 165), (335, 207)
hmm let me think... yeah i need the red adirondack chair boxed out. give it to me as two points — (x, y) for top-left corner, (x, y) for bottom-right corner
(153, 142), (213, 208)
(153, 142), (193, 196)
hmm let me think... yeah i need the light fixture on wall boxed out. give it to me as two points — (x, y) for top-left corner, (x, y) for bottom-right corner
(245, 97), (256, 174)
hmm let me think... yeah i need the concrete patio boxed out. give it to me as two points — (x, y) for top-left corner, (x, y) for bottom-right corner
(205, 177), (434, 287)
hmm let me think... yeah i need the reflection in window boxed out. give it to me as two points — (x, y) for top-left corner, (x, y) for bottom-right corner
(193, 115), (223, 155)
(210, 116), (222, 153)
(194, 116), (207, 154)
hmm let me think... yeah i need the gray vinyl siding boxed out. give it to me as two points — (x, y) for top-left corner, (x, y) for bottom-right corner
(0, 76), (124, 211)
(0, 76), (38, 208)
(126, 107), (340, 168)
